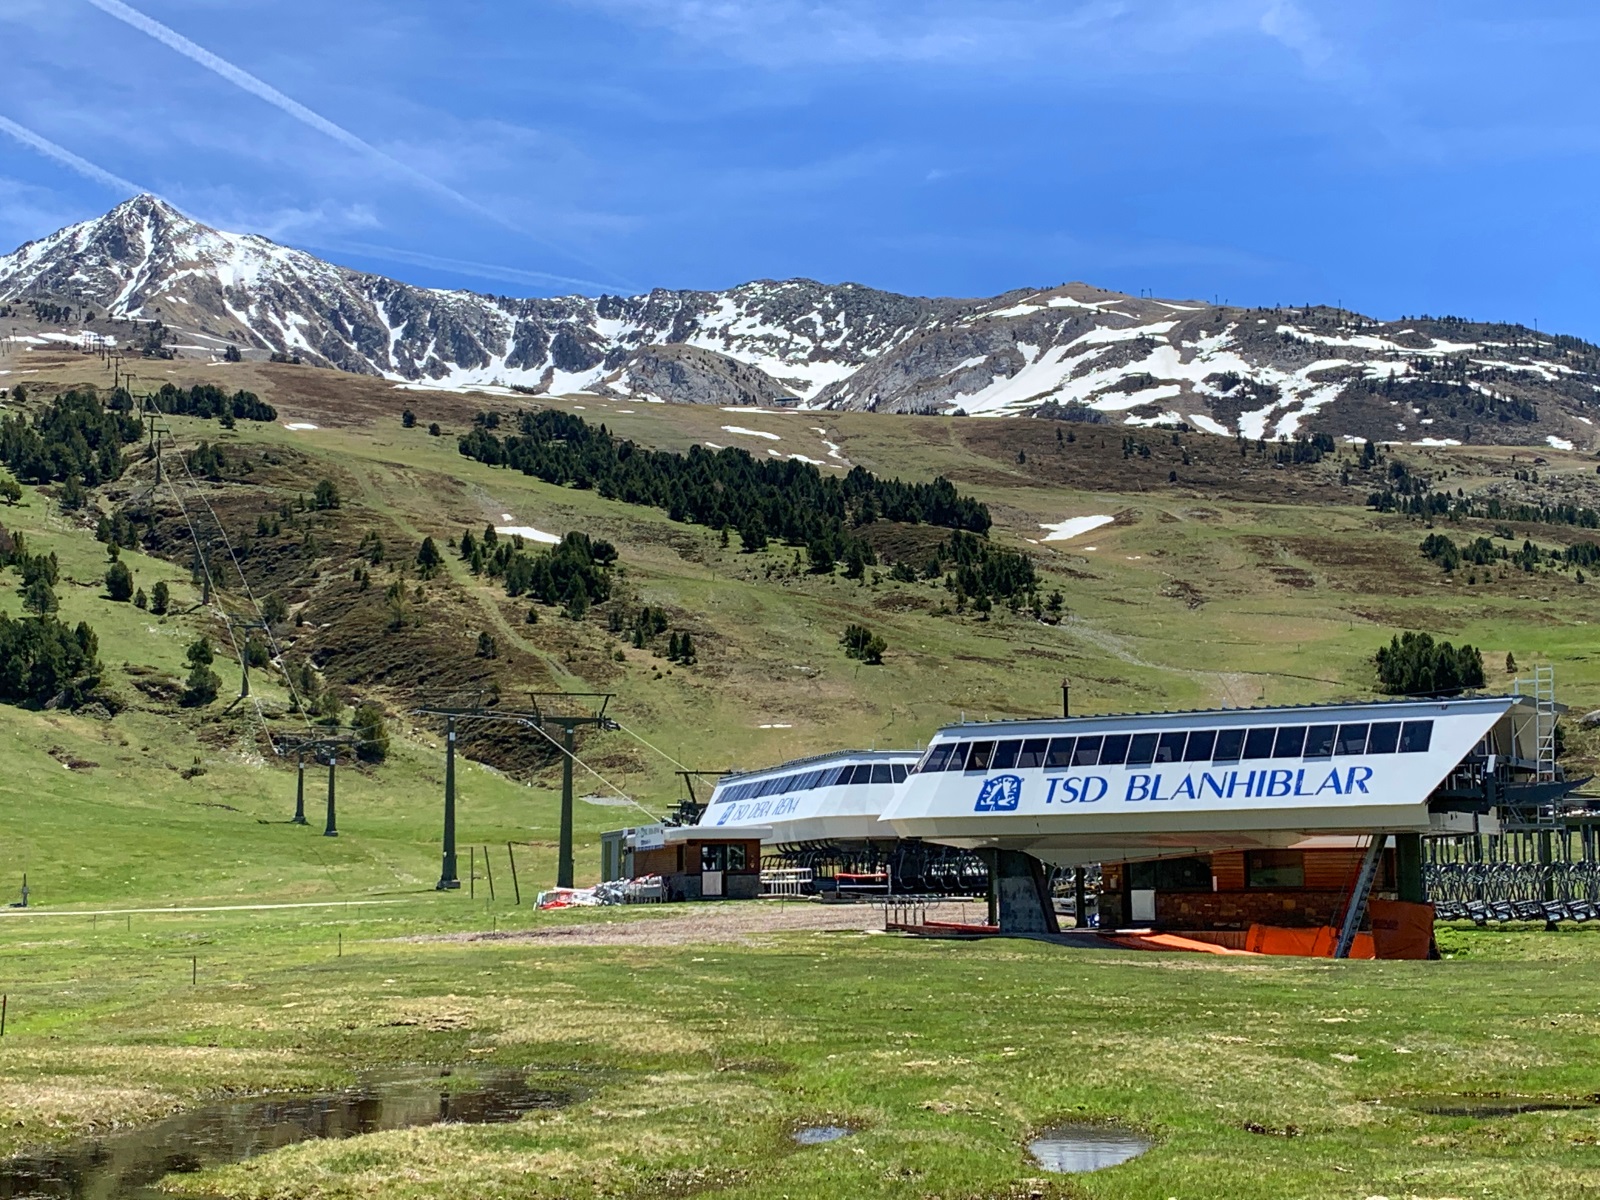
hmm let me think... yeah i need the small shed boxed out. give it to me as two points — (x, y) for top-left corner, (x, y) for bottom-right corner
(601, 824), (769, 901)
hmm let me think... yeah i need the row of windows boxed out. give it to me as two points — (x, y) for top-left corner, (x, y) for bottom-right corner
(915, 720), (1435, 774)
(713, 761), (911, 805)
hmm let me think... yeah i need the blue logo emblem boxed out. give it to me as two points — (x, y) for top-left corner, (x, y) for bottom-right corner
(974, 774), (1023, 812)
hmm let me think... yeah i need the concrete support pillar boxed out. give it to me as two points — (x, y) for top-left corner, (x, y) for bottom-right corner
(992, 849), (1060, 935)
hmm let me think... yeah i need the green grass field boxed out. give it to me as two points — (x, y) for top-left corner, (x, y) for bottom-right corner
(2, 351), (1599, 1197)
(1, 904), (1598, 1199)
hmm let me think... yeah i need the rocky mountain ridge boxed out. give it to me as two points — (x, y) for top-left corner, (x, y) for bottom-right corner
(3, 194), (1598, 448)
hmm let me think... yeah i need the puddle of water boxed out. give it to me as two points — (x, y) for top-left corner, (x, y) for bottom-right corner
(1027, 1124), (1151, 1173)
(792, 1125), (853, 1146)
(1393, 1095), (1598, 1118)
(0, 1068), (568, 1200)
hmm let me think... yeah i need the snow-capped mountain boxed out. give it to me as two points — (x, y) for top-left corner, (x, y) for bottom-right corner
(3, 194), (1597, 448)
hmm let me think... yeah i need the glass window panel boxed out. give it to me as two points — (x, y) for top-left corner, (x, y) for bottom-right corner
(1366, 722), (1401, 754)
(938, 748), (966, 772)
(1045, 738), (1076, 768)
(1242, 727), (1276, 760)
(1273, 726), (1307, 758)
(1126, 732), (1159, 766)
(1073, 736), (1104, 767)
(1335, 724), (1370, 756)
(991, 740), (1022, 770)
(1212, 729), (1245, 762)
(1017, 738), (1051, 769)
(870, 763), (893, 784)
(1183, 731), (1217, 762)
(850, 764), (875, 784)
(1246, 850), (1304, 889)
(825, 766), (852, 785)
(1099, 734), (1131, 766)
(890, 764), (908, 783)
(1155, 856), (1213, 890)
(1304, 725), (1337, 758)
(918, 744), (951, 774)
(965, 741), (996, 771)
(1399, 721), (1434, 753)
(726, 843), (747, 870)
(1154, 732), (1186, 763)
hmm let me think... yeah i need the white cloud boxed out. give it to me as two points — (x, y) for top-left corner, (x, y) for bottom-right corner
(574, 0), (1328, 72)
(1258, 0), (1334, 74)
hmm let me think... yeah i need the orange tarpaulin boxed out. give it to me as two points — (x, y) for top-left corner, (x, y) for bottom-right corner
(1367, 899), (1436, 960)
(1245, 923), (1376, 959)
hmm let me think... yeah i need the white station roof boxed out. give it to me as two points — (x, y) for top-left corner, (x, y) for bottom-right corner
(879, 695), (1537, 866)
(697, 749), (919, 845)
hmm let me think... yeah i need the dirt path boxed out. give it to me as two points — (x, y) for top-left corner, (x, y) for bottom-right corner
(407, 899), (988, 948)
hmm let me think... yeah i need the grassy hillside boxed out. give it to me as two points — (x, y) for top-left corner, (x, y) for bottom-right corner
(2, 343), (1599, 915)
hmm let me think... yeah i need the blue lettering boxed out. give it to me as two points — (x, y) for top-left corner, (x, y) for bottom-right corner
(1345, 766), (1373, 794)
(1081, 776), (1108, 804)
(1265, 770), (1294, 798)
(1293, 768), (1312, 797)
(1315, 769), (1344, 796)
(1126, 774), (1152, 802)
(1045, 778), (1061, 804)
(1226, 770), (1255, 799)
(1173, 775), (1198, 801)
(1200, 772), (1227, 800)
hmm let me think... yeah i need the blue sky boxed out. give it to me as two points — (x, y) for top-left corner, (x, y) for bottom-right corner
(2, 2), (1597, 336)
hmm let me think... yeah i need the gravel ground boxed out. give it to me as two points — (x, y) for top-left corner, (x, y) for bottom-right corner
(408, 899), (990, 948)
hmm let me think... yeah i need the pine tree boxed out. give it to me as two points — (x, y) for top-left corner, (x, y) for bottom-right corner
(416, 536), (443, 579)
(105, 560), (133, 601)
(22, 576), (57, 615)
(151, 580), (171, 616)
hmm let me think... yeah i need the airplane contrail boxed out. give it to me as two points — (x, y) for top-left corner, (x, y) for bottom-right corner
(81, 0), (519, 235)
(0, 114), (143, 195)
(311, 240), (625, 294)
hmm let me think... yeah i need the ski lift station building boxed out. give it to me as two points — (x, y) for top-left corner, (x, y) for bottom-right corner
(691, 691), (1581, 935)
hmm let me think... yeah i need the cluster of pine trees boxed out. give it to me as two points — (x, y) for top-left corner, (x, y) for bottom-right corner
(1370, 458), (1600, 528)
(457, 410), (991, 550)
(1375, 631), (1485, 696)
(0, 389), (142, 486)
(458, 526), (617, 615)
(146, 382), (277, 423)
(0, 522), (103, 707)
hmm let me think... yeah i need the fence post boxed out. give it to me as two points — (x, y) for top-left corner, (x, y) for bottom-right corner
(483, 846), (495, 902)
(508, 843), (521, 905)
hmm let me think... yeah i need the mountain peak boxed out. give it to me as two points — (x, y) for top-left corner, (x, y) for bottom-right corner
(0, 198), (1594, 451)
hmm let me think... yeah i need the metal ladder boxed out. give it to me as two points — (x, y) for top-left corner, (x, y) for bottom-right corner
(1512, 665), (1558, 783)
(1333, 834), (1386, 959)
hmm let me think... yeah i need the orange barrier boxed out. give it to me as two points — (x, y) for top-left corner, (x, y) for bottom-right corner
(1245, 923), (1375, 959)
(1367, 899), (1436, 960)
(1098, 932), (1258, 956)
